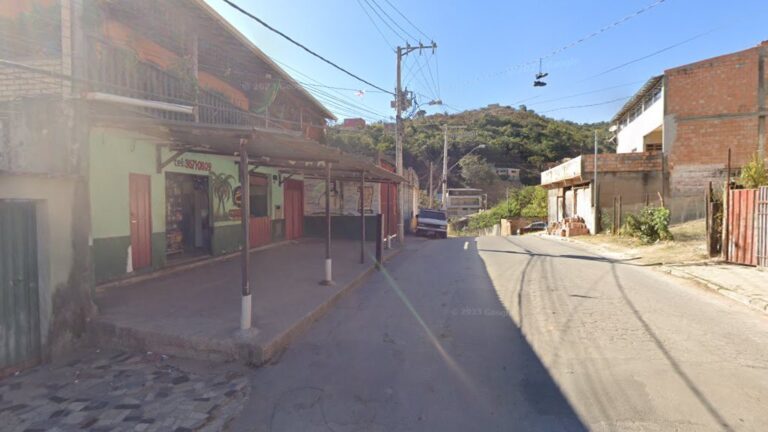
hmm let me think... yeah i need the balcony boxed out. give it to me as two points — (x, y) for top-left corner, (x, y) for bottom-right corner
(85, 37), (310, 134)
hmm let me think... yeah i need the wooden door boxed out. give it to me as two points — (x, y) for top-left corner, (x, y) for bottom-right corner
(284, 179), (304, 240)
(248, 175), (272, 248)
(0, 201), (41, 376)
(129, 173), (152, 270)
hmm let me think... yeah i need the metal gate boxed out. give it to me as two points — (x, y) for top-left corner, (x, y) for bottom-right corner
(727, 189), (757, 266)
(757, 186), (768, 268)
(0, 201), (41, 376)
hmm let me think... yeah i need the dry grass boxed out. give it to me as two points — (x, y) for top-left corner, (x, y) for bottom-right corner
(574, 219), (710, 265)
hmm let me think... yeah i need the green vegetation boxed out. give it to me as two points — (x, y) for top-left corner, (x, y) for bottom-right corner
(458, 154), (497, 189)
(325, 105), (610, 198)
(467, 186), (548, 230)
(621, 206), (673, 244)
(739, 153), (768, 189)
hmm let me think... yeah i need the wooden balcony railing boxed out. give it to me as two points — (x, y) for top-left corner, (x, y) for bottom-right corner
(85, 37), (309, 132)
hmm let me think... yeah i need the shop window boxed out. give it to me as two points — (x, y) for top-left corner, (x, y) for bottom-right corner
(249, 175), (269, 217)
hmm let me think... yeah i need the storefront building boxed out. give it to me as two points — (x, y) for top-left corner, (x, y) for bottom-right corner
(89, 127), (295, 283)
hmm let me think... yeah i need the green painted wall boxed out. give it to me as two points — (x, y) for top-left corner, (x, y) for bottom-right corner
(89, 127), (287, 281)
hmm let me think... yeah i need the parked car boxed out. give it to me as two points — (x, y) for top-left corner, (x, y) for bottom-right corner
(517, 221), (547, 235)
(416, 209), (448, 239)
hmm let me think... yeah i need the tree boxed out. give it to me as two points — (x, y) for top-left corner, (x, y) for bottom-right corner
(739, 153), (768, 188)
(458, 154), (496, 188)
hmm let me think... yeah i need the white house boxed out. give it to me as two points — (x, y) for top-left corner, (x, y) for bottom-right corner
(493, 166), (521, 180)
(613, 75), (664, 154)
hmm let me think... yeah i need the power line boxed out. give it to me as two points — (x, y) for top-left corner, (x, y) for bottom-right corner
(577, 28), (717, 82)
(270, 57), (391, 120)
(455, 0), (669, 86)
(367, 0), (419, 42)
(381, 0), (432, 41)
(356, 0), (395, 50)
(540, 96), (630, 114)
(525, 80), (646, 107)
(361, 0), (406, 43)
(299, 82), (389, 94)
(540, 0), (668, 61)
(220, 0), (393, 95)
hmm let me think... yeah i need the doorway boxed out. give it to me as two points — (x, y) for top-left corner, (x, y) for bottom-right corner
(248, 174), (272, 248)
(129, 173), (152, 270)
(284, 179), (304, 240)
(165, 172), (212, 259)
(0, 201), (41, 376)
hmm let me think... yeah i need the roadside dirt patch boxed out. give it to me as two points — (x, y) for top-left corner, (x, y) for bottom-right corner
(567, 219), (710, 265)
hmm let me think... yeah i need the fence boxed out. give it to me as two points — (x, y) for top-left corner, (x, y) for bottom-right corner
(757, 186), (768, 268)
(726, 188), (758, 266)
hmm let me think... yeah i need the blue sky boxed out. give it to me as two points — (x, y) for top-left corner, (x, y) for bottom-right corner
(206, 0), (768, 124)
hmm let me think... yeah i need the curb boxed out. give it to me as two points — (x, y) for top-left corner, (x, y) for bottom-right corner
(255, 247), (403, 366)
(88, 246), (405, 366)
(658, 266), (768, 316)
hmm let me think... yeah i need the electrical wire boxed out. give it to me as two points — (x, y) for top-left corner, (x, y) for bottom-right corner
(355, 0), (396, 50)
(524, 80), (646, 107)
(361, 0), (406, 43)
(270, 57), (392, 121)
(367, 0), (419, 42)
(220, 0), (393, 95)
(576, 28), (718, 82)
(380, 0), (433, 41)
(540, 96), (631, 114)
(455, 0), (669, 86)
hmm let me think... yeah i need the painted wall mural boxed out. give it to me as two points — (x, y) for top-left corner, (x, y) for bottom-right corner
(304, 179), (378, 216)
(210, 171), (237, 222)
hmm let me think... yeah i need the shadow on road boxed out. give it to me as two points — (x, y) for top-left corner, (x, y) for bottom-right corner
(229, 236), (588, 431)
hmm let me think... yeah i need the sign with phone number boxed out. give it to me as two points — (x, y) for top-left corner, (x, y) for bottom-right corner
(173, 157), (212, 172)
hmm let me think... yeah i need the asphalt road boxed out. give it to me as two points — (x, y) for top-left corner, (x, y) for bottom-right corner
(230, 235), (768, 432)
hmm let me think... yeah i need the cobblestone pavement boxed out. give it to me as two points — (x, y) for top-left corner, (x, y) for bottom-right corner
(0, 349), (249, 432)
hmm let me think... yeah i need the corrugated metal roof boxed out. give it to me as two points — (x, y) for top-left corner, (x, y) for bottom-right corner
(611, 75), (663, 124)
(190, 0), (337, 121)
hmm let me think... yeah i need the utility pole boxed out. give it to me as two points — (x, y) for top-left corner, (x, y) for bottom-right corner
(593, 130), (598, 205)
(395, 42), (437, 244)
(440, 125), (469, 210)
(428, 160), (434, 208)
(442, 124), (448, 210)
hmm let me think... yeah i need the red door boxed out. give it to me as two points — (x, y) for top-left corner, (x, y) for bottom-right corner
(383, 182), (398, 237)
(284, 179), (304, 240)
(248, 175), (272, 248)
(129, 173), (152, 270)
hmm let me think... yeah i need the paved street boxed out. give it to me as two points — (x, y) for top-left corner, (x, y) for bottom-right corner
(0, 349), (248, 432)
(231, 235), (768, 432)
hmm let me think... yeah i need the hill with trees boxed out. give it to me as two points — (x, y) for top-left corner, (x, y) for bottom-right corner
(326, 104), (612, 204)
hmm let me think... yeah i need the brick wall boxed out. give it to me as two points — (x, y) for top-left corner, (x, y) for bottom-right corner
(665, 41), (768, 197)
(582, 152), (662, 173)
(665, 46), (760, 118)
(0, 59), (64, 102)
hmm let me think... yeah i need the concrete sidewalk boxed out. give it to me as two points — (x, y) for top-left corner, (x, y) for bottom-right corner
(89, 238), (404, 365)
(660, 263), (768, 315)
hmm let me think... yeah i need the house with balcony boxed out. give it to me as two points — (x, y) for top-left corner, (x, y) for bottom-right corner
(0, 0), (404, 374)
(613, 75), (664, 154)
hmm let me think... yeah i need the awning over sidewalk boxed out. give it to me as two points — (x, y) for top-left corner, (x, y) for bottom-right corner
(162, 122), (404, 184)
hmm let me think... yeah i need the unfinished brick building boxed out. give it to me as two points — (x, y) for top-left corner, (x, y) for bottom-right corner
(664, 41), (767, 197)
(542, 40), (768, 232)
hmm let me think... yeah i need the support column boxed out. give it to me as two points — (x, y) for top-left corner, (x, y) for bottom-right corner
(385, 182), (391, 249)
(360, 171), (366, 264)
(239, 139), (252, 330)
(321, 162), (334, 285)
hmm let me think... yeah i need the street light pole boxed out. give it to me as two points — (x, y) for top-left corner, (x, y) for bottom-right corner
(441, 124), (448, 210)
